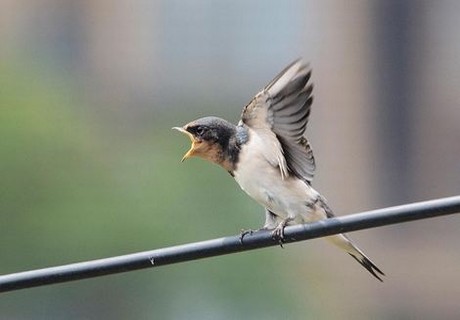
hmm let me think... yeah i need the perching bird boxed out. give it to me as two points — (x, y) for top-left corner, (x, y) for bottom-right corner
(173, 59), (384, 281)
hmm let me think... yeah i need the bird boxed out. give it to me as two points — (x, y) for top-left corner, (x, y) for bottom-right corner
(173, 59), (384, 281)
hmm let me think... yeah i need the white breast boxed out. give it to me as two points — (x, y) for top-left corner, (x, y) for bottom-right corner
(233, 129), (319, 221)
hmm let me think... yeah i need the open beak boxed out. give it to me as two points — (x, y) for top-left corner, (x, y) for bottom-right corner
(172, 127), (198, 162)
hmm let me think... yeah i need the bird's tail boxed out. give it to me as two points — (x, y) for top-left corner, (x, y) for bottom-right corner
(326, 234), (385, 282)
(315, 196), (384, 281)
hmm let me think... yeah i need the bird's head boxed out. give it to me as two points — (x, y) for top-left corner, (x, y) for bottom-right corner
(173, 116), (236, 168)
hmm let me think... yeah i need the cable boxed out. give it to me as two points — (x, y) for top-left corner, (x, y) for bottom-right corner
(1, 195), (459, 293)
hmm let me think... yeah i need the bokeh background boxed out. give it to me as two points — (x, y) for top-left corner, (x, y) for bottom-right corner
(1, 1), (460, 319)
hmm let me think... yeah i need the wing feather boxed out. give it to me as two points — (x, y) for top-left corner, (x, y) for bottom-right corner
(241, 59), (316, 183)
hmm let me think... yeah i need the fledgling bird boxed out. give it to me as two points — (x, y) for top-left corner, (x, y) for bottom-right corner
(173, 59), (384, 281)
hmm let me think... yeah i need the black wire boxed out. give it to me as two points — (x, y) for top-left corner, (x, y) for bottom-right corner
(1, 195), (459, 293)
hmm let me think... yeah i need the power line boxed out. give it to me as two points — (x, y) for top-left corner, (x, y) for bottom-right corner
(1, 195), (459, 293)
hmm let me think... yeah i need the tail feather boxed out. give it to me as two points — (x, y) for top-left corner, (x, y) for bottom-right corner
(327, 233), (385, 282)
(317, 196), (384, 281)
(348, 252), (385, 282)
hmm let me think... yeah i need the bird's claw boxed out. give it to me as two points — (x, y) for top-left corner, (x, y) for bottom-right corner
(271, 226), (285, 248)
(239, 229), (255, 244)
(240, 221), (289, 247)
(271, 218), (294, 248)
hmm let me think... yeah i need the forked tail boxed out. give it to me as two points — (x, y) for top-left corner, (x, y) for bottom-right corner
(315, 196), (385, 281)
(327, 234), (385, 282)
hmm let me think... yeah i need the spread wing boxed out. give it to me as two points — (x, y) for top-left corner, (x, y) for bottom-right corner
(240, 59), (315, 183)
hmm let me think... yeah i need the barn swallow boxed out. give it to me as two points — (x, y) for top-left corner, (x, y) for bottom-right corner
(173, 59), (384, 281)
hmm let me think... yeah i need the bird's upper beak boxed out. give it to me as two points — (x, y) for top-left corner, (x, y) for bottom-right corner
(172, 126), (199, 162)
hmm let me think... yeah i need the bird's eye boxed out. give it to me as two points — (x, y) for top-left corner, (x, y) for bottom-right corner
(196, 126), (206, 136)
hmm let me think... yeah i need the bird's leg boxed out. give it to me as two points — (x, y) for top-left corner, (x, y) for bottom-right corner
(271, 217), (294, 247)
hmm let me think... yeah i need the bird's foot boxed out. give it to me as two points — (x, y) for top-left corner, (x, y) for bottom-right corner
(271, 227), (285, 248)
(239, 228), (259, 244)
(270, 218), (293, 248)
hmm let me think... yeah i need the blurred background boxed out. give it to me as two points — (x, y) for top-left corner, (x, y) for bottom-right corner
(1, 0), (460, 319)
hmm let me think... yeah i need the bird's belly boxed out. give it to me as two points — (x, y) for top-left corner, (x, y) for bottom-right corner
(234, 159), (317, 220)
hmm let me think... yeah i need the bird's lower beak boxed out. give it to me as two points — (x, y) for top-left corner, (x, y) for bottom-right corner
(172, 127), (198, 162)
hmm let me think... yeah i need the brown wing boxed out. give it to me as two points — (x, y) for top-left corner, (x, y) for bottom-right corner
(241, 59), (315, 183)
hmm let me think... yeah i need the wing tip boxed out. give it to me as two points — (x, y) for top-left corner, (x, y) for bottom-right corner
(265, 58), (312, 97)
